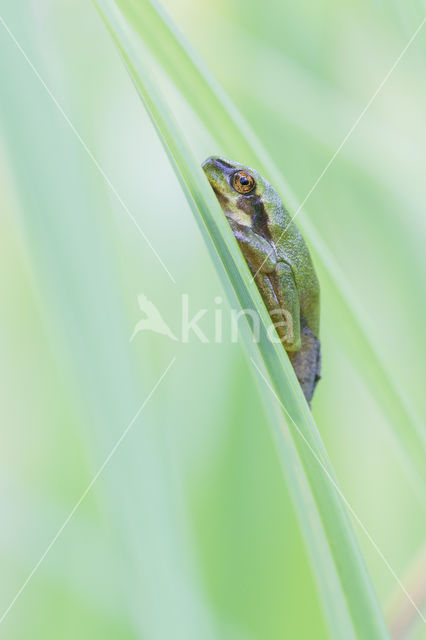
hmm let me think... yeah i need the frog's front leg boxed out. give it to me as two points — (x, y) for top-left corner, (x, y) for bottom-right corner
(270, 262), (301, 352)
(228, 219), (299, 349)
(228, 219), (276, 274)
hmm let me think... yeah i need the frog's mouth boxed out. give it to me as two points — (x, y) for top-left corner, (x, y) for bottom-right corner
(211, 185), (230, 213)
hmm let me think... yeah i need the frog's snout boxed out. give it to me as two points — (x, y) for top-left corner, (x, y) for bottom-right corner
(201, 156), (213, 170)
(202, 157), (237, 188)
(202, 158), (214, 186)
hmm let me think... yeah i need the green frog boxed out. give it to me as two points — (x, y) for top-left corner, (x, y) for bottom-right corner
(202, 156), (321, 405)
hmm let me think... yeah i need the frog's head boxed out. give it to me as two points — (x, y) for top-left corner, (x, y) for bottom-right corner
(202, 156), (285, 234)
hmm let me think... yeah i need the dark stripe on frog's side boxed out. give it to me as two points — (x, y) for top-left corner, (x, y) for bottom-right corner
(237, 194), (272, 243)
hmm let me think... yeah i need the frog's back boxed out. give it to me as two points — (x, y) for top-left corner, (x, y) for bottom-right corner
(272, 212), (320, 337)
(279, 217), (321, 404)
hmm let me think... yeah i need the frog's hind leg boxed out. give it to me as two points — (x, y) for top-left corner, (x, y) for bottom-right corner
(288, 326), (321, 407)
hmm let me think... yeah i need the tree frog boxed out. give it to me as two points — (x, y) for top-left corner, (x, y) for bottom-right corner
(202, 156), (321, 405)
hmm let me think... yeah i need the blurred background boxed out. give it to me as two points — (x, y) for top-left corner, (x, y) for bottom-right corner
(0, 0), (426, 638)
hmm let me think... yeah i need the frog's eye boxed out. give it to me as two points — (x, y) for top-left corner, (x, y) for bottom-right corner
(232, 170), (255, 194)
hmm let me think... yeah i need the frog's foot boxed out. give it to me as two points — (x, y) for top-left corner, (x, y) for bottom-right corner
(288, 327), (321, 407)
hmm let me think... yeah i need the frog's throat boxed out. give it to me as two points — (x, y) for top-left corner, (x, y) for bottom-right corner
(212, 186), (251, 228)
(211, 185), (230, 211)
(226, 209), (252, 228)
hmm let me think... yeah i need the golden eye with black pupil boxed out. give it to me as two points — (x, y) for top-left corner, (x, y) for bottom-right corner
(232, 170), (255, 194)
